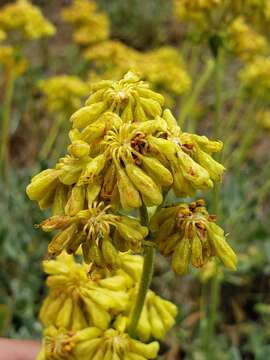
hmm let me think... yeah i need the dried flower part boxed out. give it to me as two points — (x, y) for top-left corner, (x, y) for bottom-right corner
(37, 326), (159, 360)
(0, 0), (55, 38)
(150, 199), (237, 275)
(62, 0), (109, 46)
(39, 76), (90, 114)
(40, 252), (142, 330)
(115, 289), (177, 342)
(39, 202), (148, 267)
(229, 17), (268, 62)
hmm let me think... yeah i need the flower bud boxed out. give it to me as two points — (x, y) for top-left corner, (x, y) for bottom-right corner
(68, 140), (90, 158)
(48, 223), (77, 256)
(141, 155), (173, 187)
(65, 185), (86, 216)
(117, 166), (142, 209)
(52, 183), (68, 215)
(26, 169), (60, 201)
(71, 101), (106, 128)
(125, 163), (162, 206)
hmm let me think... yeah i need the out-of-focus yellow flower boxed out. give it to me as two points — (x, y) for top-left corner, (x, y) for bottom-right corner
(0, 28), (6, 41)
(255, 109), (270, 129)
(37, 326), (159, 360)
(85, 42), (191, 101)
(199, 259), (224, 283)
(239, 56), (270, 100)
(140, 47), (191, 96)
(62, 0), (109, 46)
(0, 0), (55, 39)
(229, 17), (268, 61)
(39, 75), (90, 114)
(85, 40), (140, 77)
(0, 45), (27, 75)
(174, 0), (220, 25)
(150, 199), (237, 275)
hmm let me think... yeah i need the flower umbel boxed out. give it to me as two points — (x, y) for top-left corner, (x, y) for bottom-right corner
(150, 199), (237, 275)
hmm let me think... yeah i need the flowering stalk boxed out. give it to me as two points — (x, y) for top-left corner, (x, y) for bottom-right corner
(26, 71), (236, 360)
(203, 43), (224, 354)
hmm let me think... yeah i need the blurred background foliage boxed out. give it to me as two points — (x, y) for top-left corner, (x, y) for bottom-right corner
(0, 0), (270, 359)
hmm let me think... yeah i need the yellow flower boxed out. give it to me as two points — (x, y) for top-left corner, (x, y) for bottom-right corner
(39, 75), (90, 114)
(229, 16), (268, 61)
(39, 201), (148, 266)
(85, 42), (191, 101)
(0, 0), (55, 39)
(0, 45), (27, 75)
(174, 0), (220, 25)
(37, 326), (159, 360)
(70, 71), (164, 126)
(62, 0), (109, 46)
(255, 109), (270, 130)
(0, 28), (6, 41)
(27, 79), (224, 210)
(40, 252), (141, 330)
(115, 289), (177, 341)
(150, 199), (237, 275)
(239, 56), (270, 100)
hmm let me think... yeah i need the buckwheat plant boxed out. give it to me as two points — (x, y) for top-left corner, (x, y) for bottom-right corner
(27, 72), (237, 360)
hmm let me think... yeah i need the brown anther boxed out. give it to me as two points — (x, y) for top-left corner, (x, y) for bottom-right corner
(208, 215), (217, 222)
(196, 199), (206, 207)
(182, 143), (194, 151)
(196, 222), (206, 230)
(189, 202), (197, 210)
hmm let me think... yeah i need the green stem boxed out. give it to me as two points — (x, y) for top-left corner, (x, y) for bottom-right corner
(128, 245), (155, 338)
(0, 70), (15, 178)
(39, 113), (65, 160)
(204, 48), (224, 355)
(212, 48), (224, 217)
(128, 204), (155, 338)
(178, 59), (215, 129)
(206, 269), (221, 354)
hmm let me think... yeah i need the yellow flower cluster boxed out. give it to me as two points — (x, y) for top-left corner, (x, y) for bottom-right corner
(39, 202), (148, 268)
(40, 252), (140, 330)
(37, 252), (175, 359)
(27, 72), (233, 358)
(27, 72), (224, 221)
(39, 75), (90, 114)
(255, 109), (270, 130)
(150, 199), (237, 275)
(174, 0), (220, 26)
(85, 41), (191, 100)
(239, 56), (270, 100)
(115, 289), (177, 341)
(0, 0), (55, 77)
(228, 17), (268, 62)
(0, 0), (55, 39)
(62, 0), (109, 46)
(37, 326), (159, 360)
(0, 45), (27, 76)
